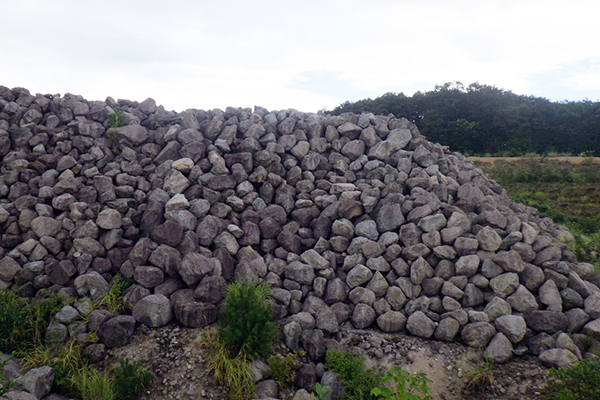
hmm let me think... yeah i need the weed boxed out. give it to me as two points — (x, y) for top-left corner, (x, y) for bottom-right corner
(464, 357), (495, 393)
(106, 107), (125, 141)
(69, 365), (115, 400)
(112, 359), (153, 400)
(218, 280), (276, 359)
(542, 356), (600, 400)
(0, 289), (63, 353)
(97, 275), (132, 314)
(325, 349), (383, 400)
(202, 328), (255, 399)
(267, 351), (303, 387)
(313, 383), (331, 400)
(371, 366), (431, 400)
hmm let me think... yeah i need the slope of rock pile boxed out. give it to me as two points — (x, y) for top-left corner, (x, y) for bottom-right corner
(1, 85), (600, 371)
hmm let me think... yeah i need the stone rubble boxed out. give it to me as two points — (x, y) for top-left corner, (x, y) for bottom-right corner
(1, 86), (599, 398)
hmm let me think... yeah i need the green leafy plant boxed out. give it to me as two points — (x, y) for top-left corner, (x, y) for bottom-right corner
(371, 366), (431, 400)
(202, 328), (255, 399)
(542, 356), (600, 400)
(325, 349), (383, 400)
(112, 359), (153, 400)
(218, 280), (276, 359)
(313, 383), (331, 400)
(267, 351), (303, 387)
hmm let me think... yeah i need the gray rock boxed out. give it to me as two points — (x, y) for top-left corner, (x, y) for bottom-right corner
(285, 261), (315, 285)
(506, 285), (539, 313)
(485, 333), (513, 363)
(477, 226), (502, 252)
(377, 310), (407, 333)
(14, 366), (54, 399)
(132, 294), (173, 327)
(461, 322), (496, 348)
(538, 349), (577, 368)
(351, 303), (376, 329)
(114, 124), (148, 145)
(489, 273), (519, 298)
(494, 315), (526, 344)
(434, 317), (460, 342)
(98, 315), (136, 348)
(30, 216), (61, 237)
(524, 310), (569, 333)
(96, 208), (122, 230)
(346, 264), (373, 288)
(406, 311), (436, 338)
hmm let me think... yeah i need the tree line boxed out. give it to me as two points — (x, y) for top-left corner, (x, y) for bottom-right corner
(327, 82), (600, 156)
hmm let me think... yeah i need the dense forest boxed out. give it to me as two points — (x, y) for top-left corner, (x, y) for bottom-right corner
(327, 82), (600, 156)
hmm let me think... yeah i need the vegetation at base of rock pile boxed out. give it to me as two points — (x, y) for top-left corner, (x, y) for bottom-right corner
(203, 280), (277, 399)
(325, 349), (383, 400)
(477, 158), (600, 268)
(0, 288), (151, 399)
(0, 289), (63, 353)
(218, 280), (276, 359)
(371, 366), (431, 400)
(542, 355), (600, 400)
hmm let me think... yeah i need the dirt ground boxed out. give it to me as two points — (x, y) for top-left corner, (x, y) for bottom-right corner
(104, 323), (549, 400)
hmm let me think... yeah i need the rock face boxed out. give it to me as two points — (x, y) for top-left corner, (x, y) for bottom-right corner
(0, 86), (599, 367)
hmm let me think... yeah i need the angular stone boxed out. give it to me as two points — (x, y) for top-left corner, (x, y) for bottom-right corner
(461, 322), (496, 348)
(98, 315), (136, 348)
(377, 310), (407, 333)
(132, 294), (173, 327)
(494, 315), (526, 343)
(485, 333), (513, 363)
(406, 311), (435, 338)
(524, 310), (569, 333)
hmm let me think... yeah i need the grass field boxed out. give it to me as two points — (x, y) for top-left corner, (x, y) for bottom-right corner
(473, 157), (600, 268)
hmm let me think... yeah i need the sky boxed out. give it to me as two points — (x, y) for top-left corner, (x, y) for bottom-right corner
(1, 0), (600, 113)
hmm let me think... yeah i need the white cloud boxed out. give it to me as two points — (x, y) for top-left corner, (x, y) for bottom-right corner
(1, 0), (599, 112)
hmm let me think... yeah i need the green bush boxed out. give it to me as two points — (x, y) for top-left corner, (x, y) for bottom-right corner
(112, 359), (153, 400)
(267, 351), (303, 387)
(543, 356), (600, 400)
(218, 281), (276, 359)
(371, 366), (431, 400)
(325, 349), (383, 400)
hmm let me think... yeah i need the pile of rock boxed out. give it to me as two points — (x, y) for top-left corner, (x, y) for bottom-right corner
(1, 85), (600, 374)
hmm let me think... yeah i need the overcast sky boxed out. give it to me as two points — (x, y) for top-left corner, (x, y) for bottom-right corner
(2, 0), (600, 113)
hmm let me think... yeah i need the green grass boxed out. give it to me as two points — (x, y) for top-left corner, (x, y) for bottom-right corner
(542, 355), (600, 400)
(96, 275), (132, 314)
(476, 159), (600, 269)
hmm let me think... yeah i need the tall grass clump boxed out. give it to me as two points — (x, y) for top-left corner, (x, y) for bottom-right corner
(0, 289), (63, 353)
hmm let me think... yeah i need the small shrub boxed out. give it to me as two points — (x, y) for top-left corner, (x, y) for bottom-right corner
(325, 349), (382, 400)
(371, 366), (431, 400)
(203, 328), (255, 400)
(218, 280), (276, 359)
(112, 359), (153, 400)
(542, 356), (600, 400)
(267, 351), (303, 387)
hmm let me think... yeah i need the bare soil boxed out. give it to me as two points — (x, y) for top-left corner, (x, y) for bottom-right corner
(104, 323), (549, 400)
